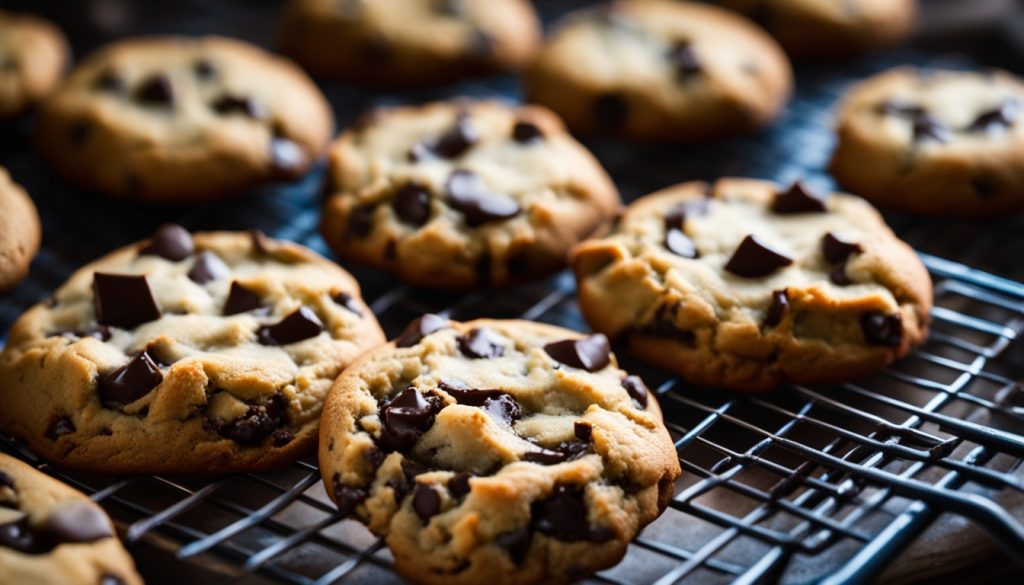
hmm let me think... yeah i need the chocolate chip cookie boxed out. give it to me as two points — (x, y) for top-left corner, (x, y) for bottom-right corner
(570, 178), (933, 392)
(0, 9), (69, 121)
(320, 100), (621, 288)
(35, 36), (333, 202)
(0, 226), (385, 474)
(0, 167), (41, 291)
(523, 0), (792, 142)
(280, 0), (541, 87)
(830, 67), (1024, 217)
(720, 0), (916, 60)
(0, 452), (143, 585)
(320, 316), (680, 585)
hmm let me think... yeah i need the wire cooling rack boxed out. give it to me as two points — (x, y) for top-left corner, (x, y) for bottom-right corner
(2, 1), (1024, 583)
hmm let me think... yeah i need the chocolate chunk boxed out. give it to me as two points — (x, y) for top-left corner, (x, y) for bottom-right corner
(822, 232), (863, 264)
(395, 314), (450, 348)
(249, 229), (273, 255)
(212, 95), (265, 119)
(531, 485), (610, 542)
(664, 228), (698, 258)
(270, 137), (307, 179)
(524, 440), (589, 465)
(967, 99), (1019, 133)
(830, 264), (851, 286)
(448, 472), (473, 498)
(257, 307), (324, 345)
(495, 528), (532, 563)
(445, 170), (521, 226)
(633, 302), (695, 346)
(99, 351), (163, 406)
(912, 112), (951, 143)
(272, 429), (293, 447)
(764, 289), (789, 327)
(57, 325), (111, 342)
(440, 380), (523, 426)
(379, 387), (443, 452)
(621, 375), (649, 408)
(512, 120), (544, 144)
(860, 312), (902, 346)
(219, 396), (287, 445)
(193, 59), (217, 79)
(223, 282), (263, 315)
(134, 74), (174, 106)
(333, 482), (368, 517)
(332, 292), (362, 316)
(593, 93), (628, 129)
(392, 184), (432, 227)
(0, 516), (36, 553)
(94, 69), (125, 93)
(772, 181), (827, 214)
(93, 273), (161, 329)
(347, 204), (376, 238)
(45, 417), (76, 440)
(457, 327), (508, 359)
(667, 41), (701, 79)
(43, 502), (112, 544)
(664, 198), (710, 230)
(0, 471), (12, 490)
(433, 116), (480, 159)
(724, 235), (793, 278)
(574, 421), (593, 441)
(412, 484), (441, 523)
(100, 575), (126, 585)
(139, 224), (194, 261)
(544, 334), (611, 372)
(187, 251), (230, 284)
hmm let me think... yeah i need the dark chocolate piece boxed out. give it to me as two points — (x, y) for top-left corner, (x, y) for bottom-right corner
(445, 170), (521, 227)
(764, 289), (789, 327)
(723, 235), (793, 278)
(621, 375), (649, 408)
(93, 273), (161, 329)
(392, 184), (432, 227)
(223, 282), (263, 315)
(139, 224), (193, 261)
(772, 181), (827, 214)
(98, 351), (163, 406)
(543, 334), (611, 372)
(187, 251), (230, 284)
(457, 327), (508, 359)
(860, 312), (902, 346)
(395, 314), (449, 348)
(256, 307), (324, 345)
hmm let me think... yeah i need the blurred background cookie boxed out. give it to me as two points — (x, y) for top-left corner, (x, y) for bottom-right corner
(0, 167), (41, 292)
(0, 9), (69, 122)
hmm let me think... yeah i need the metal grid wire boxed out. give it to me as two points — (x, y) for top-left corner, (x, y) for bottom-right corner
(2, 0), (1024, 583)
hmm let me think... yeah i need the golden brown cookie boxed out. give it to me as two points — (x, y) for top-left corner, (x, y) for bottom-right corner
(0, 9), (69, 121)
(0, 167), (41, 292)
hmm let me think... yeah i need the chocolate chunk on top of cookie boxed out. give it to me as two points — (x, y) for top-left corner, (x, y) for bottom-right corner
(570, 178), (933, 391)
(319, 317), (680, 585)
(0, 226), (385, 474)
(320, 99), (621, 288)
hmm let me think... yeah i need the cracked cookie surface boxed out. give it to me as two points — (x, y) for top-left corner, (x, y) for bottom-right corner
(0, 9), (68, 121)
(0, 452), (143, 585)
(320, 100), (621, 288)
(0, 167), (41, 292)
(35, 36), (333, 202)
(720, 0), (915, 59)
(0, 226), (385, 474)
(830, 67), (1024, 217)
(570, 178), (932, 391)
(524, 0), (792, 142)
(280, 0), (540, 87)
(319, 317), (680, 585)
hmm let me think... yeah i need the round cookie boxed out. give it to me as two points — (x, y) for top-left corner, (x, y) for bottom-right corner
(0, 167), (41, 292)
(0, 452), (143, 585)
(0, 226), (385, 474)
(35, 36), (333, 202)
(280, 0), (541, 87)
(830, 67), (1024, 218)
(719, 0), (916, 60)
(570, 178), (933, 392)
(523, 0), (792, 142)
(320, 100), (621, 288)
(0, 9), (69, 121)
(320, 316), (681, 585)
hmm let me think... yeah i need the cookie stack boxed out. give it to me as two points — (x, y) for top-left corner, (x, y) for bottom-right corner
(0, 0), (1007, 583)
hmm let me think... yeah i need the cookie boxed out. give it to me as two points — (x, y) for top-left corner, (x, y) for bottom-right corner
(0, 226), (385, 474)
(35, 36), (333, 202)
(720, 0), (916, 60)
(0, 167), (41, 291)
(0, 452), (143, 585)
(319, 316), (680, 585)
(570, 178), (933, 392)
(523, 0), (792, 142)
(0, 9), (69, 121)
(830, 67), (1024, 218)
(320, 100), (621, 288)
(280, 0), (541, 87)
